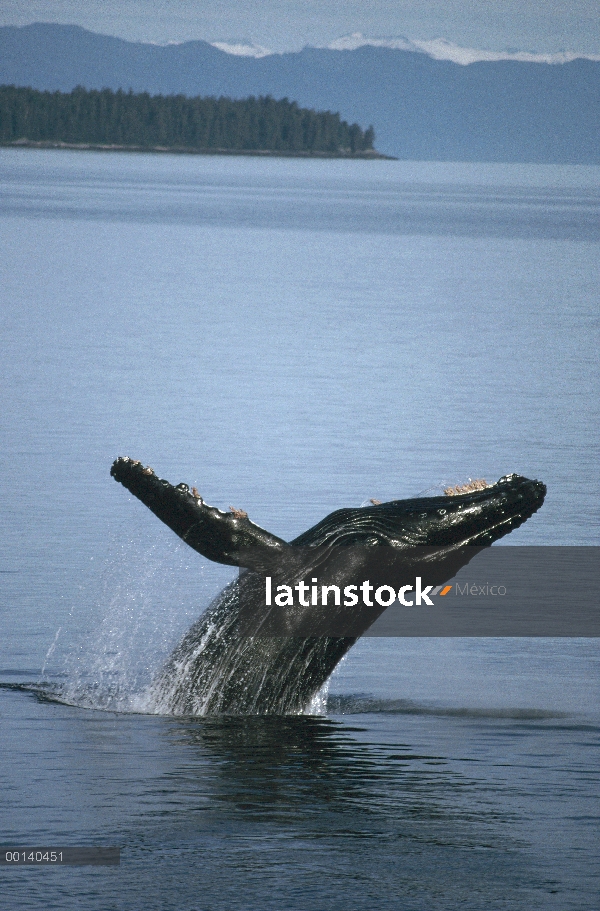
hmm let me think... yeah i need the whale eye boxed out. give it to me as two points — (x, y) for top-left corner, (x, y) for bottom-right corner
(437, 508), (447, 515)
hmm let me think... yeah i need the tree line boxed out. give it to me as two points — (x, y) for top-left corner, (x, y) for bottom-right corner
(0, 85), (376, 154)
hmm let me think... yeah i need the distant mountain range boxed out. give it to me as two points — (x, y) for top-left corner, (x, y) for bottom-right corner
(1, 23), (598, 163)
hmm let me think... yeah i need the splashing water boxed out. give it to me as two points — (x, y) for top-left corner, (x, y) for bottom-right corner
(57, 535), (234, 713)
(305, 680), (330, 715)
(53, 534), (344, 717)
(40, 627), (62, 679)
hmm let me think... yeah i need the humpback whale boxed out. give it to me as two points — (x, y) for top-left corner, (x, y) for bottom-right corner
(111, 458), (546, 715)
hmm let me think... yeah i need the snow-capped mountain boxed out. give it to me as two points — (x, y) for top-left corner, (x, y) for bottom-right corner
(325, 32), (600, 65)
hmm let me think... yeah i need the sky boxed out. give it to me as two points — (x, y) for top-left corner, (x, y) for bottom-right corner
(1, 0), (599, 56)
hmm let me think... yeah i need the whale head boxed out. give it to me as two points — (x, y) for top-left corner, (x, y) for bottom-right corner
(291, 474), (547, 551)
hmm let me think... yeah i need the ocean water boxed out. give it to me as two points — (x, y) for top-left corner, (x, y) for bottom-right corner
(0, 150), (598, 909)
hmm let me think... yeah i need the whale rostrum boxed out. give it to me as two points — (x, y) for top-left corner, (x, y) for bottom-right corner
(110, 458), (546, 714)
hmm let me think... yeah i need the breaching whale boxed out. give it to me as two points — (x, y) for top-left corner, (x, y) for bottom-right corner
(110, 458), (546, 714)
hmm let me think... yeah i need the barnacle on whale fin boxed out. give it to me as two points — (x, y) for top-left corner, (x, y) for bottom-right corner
(229, 506), (249, 519)
(444, 478), (490, 496)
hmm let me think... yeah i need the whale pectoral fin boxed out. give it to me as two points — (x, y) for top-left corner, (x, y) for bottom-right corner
(111, 457), (290, 571)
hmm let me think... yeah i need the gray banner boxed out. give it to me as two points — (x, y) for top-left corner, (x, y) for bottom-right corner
(0, 848), (120, 865)
(237, 547), (599, 637)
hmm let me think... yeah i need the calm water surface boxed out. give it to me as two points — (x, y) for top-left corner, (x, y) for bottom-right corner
(1, 151), (598, 909)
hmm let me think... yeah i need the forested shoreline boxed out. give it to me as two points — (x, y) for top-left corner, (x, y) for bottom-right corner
(0, 85), (380, 156)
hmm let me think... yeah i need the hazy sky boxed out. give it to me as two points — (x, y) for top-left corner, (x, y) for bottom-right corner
(2, 0), (599, 55)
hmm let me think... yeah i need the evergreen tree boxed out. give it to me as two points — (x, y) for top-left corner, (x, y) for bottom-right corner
(0, 85), (376, 154)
